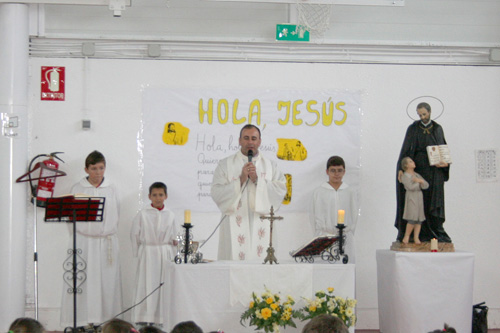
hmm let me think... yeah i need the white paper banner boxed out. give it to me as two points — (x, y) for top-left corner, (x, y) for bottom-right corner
(142, 88), (362, 212)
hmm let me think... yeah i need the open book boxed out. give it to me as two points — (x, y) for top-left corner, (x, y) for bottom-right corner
(426, 144), (452, 166)
(44, 194), (105, 222)
(290, 235), (339, 257)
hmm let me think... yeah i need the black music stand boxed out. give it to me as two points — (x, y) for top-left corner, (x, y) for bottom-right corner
(45, 195), (105, 332)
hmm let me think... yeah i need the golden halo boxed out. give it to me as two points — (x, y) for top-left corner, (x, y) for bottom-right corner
(406, 96), (444, 121)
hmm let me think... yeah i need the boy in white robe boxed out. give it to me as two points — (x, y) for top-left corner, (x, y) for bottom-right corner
(130, 182), (178, 327)
(211, 125), (286, 261)
(61, 150), (123, 327)
(310, 156), (358, 263)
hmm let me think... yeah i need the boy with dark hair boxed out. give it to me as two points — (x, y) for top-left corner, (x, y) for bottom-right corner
(131, 182), (178, 327)
(61, 150), (123, 326)
(310, 155), (358, 263)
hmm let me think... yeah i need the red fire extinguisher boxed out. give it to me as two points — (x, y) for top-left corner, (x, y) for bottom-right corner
(15, 152), (66, 207)
(30, 152), (65, 207)
(35, 155), (60, 207)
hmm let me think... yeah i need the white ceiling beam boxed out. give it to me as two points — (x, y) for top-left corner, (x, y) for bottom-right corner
(0, 0), (131, 6)
(202, 0), (404, 6)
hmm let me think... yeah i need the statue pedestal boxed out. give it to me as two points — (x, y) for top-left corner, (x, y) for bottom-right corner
(376, 249), (474, 333)
(390, 241), (455, 252)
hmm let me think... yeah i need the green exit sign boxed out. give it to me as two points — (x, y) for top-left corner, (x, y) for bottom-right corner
(276, 24), (310, 42)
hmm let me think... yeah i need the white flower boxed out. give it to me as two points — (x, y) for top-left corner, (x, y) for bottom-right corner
(347, 298), (357, 307)
(346, 307), (354, 317)
(256, 310), (263, 319)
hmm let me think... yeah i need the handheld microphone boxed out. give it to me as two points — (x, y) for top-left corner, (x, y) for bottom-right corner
(248, 150), (254, 163)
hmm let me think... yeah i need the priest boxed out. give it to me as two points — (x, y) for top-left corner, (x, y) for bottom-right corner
(395, 102), (451, 243)
(211, 124), (286, 260)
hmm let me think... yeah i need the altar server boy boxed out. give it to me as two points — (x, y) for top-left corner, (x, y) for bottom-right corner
(310, 156), (358, 263)
(61, 150), (123, 326)
(130, 182), (179, 327)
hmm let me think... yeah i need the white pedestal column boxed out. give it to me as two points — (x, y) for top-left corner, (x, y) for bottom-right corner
(376, 249), (474, 333)
(0, 3), (29, 331)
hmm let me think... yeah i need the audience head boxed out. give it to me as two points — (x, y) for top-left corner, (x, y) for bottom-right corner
(428, 323), (456, 333)
(102, 318), (137, 333)
(302, 314), (349, 333)
(9, 317), (45, 333)
(170, 321), (203, 333)
(139, 326), (164, 333)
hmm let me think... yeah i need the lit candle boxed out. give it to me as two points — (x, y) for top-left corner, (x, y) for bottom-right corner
(430, 238), (438, 252)
(184, 210), (191, 224)
(337, 210), (345, 225)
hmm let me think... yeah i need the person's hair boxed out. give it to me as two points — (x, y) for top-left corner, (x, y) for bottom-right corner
(326, 156), (345, 170)
(401, 156), (412, 171)
(302, 314), (349, 333)
(85, 150), (106, 168)
(428, 323), (456, 333)
(170, 321), (203, 333)
(139, 326), (164, 333)
(9, 317), (45, 333)
(101, 318), (136, 333)
(239, 124), (261, 139)
(417, 102), (431, 113)
(149, 181), (167, 195)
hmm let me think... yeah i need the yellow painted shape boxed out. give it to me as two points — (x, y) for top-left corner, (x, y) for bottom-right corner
(276, 138), (308, 161)
(162, 122), (190, 145)
(283, 173), (292, 205)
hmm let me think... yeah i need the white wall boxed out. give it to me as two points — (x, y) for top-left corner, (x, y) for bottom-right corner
(26, 58), (500, 330)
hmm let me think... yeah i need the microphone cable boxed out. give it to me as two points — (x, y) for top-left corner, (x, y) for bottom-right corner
(200, 177), (251, 249)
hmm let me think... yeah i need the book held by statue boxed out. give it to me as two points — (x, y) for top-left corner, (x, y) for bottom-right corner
(426, 144), (452, 166)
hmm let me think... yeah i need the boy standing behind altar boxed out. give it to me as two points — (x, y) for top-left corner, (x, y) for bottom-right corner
(130, 182), (178, 327)
(310, 156), (359, 263)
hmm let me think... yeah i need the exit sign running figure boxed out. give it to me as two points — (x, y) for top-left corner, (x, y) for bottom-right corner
(276, 24), (310, 42)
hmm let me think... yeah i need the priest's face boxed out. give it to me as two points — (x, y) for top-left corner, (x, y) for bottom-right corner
(239, 127), (261, 156)
(417, 107), (431, 124)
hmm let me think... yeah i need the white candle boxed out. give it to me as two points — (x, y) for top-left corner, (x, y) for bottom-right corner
(430, 238), (438, 251)
(184, 210), (191, 224)
(337, 210), (345, 224)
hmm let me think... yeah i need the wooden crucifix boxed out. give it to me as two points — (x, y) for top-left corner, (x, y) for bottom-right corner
(260, 206), (283, 265)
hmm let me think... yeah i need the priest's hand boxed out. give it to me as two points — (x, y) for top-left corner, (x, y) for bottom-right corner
(241, 162), (257, 185)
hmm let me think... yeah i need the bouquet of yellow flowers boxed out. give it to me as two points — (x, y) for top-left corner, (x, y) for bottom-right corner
(240, 287), (302, 333)
(299, 287), (357, 328)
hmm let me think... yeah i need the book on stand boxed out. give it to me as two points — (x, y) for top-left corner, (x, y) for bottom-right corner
(290, 235), (339, 257)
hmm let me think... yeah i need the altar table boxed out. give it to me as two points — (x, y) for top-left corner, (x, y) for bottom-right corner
(164, 260), (355, 332)
(376, 250), (474, 333)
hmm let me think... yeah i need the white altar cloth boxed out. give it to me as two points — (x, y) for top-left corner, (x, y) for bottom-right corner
(164, 260), (355, 332)
(376, 250), (474, 333)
